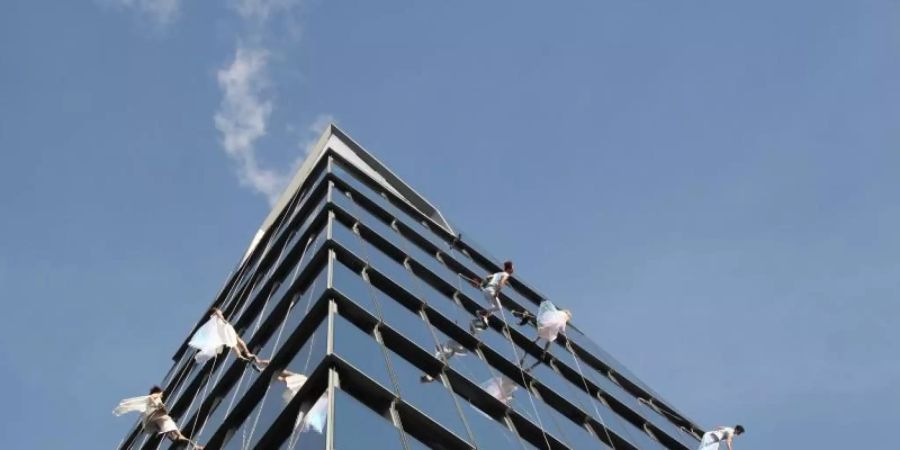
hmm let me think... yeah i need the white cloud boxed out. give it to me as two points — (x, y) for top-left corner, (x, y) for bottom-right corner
(105, 0), (182, 26)
(231, 0), (301, 22)
(214, 46), (288, 205)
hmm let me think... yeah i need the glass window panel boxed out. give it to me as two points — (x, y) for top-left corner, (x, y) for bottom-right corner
(331, 217), (366, 257)
(529, 363), (597, 418)
(252, 264), (328, 365)
(445, 350), (496, 391)
(170, 353), (237, 447)
(190, 357), (251, 444)
(372, 295), (433, 353)
(536, 397), (610, 450)
(332, 315), (397, 393)
(451, 390), (526, 450)
(384, 352), (472, 445)
(331, 162), (449, 251)
(477, 324), (526, 366)
(333, 389), (404, 450)
(417, 280), (468, 328)
(331, 188), (398, 246)
(223, 323), (328, 450)
(633, 401), (699, 448)
(333, 183), (458, 291)
(333, 258), (435, 352)
(445, 248), (488, 285)
(547, 345), (675, 446)
(505, 387), (567, 447)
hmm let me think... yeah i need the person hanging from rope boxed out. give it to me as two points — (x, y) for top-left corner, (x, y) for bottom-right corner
(466, 260), (514, 332)
(520, 301), (572, 369)
(188, 307), (265, 371)
(270, 367), (329, 433)
(420, 339), (469, 383)
(698, 425), (745, 450)
(113, 386), (204, 449)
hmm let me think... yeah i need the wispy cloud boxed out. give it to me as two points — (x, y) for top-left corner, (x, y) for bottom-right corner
(103, 0), (182, 26)
(103, 0), (331, 204)
(231, 0), (301, 22)
(214, 46), (288, 205)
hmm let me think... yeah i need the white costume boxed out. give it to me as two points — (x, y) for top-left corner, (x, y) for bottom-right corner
(280, 372), (327, 434)
(698, 427), (735, 450)
(188, 314), (239, 363)
(113, 394), (178, 435)
(536, 302), (570, 342)
(482, 272), (509, 309)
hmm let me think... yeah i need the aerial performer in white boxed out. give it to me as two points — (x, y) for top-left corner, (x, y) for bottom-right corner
(465, 260), (514, 332)
(421, 339), (469, 383)
(188, 307), (265, 370)
(270, 367), (328, 433)
(113, 386), (204, 449)
(520, 301), (572, 368)
(698, 425), (745, 450)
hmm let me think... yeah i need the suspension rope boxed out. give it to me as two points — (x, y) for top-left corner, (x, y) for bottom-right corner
(181, 212), (308, 449)
(283, 276), (324, 450)
(238, 235), (318, 450)
(494, 305), (554, 450)
(384, 217), (478, 445)
(451, 269), (553, 449)
(343, 191), (416, 450)
(562, 340), (619, 449)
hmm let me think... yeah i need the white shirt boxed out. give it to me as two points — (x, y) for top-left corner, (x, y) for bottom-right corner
(485, 272), (509, 290)
(711, 427), (735, 441)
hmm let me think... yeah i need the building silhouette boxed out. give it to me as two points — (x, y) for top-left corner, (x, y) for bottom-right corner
(117, 125), (704, 450)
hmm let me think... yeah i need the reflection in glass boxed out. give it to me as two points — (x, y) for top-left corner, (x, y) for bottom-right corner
(333, 389), (404, 450)
(382, 350), (472, 444)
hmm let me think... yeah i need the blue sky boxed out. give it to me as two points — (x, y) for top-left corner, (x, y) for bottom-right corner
(1, 0), (898, 448)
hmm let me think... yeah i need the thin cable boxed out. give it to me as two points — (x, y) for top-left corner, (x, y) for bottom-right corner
(386, 216), (477, 445)
(232, 236), (316, 450)
(494, 306), (554, 450)
(564, 340), (618, 449)
(284, 277), (324, 450)
(344, 192), (415, 450)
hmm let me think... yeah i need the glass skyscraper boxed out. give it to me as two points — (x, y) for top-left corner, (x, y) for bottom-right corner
(116, 125), (704, 450)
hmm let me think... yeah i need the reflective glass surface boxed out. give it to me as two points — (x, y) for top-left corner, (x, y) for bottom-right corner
(221, 322), (328, 450)
(334, 389), (404, 450)
(332, 315), (397, 393)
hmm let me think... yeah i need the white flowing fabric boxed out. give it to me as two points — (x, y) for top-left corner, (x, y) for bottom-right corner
(282, 373), (309, 404)
(482, 377), (518, 405)
(113, 395), (153, 416)
(189, 315), (240, 363)
(113, 395), (178, 435)
(697, 427), (734, 450)
(536, 301), (568, 342)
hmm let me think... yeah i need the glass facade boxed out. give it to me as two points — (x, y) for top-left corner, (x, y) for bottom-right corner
(116, 126), (703, 450)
